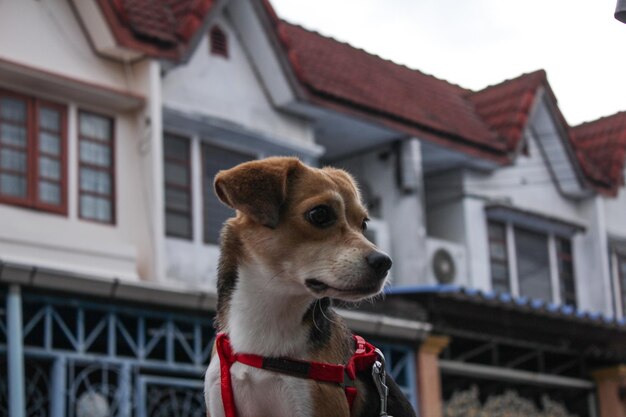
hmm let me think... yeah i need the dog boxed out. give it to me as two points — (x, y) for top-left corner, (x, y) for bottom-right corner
(204, 157), (416, 417)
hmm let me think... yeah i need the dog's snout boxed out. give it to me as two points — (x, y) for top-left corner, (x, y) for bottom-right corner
(365, 251), (392, 279)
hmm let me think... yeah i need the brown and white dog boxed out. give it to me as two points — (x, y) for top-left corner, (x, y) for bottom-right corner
(204, 157), (416, 417)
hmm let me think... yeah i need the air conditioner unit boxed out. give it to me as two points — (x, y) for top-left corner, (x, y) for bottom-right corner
(425, 237), (467, 286)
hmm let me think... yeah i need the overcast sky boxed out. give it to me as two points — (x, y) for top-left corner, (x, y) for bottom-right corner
(271, 0), (625, 126)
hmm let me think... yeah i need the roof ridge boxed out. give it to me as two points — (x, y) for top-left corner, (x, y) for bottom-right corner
(467, 69), (547, 96)
(279, 19), (471, 93)
(572, 110), (626, 130)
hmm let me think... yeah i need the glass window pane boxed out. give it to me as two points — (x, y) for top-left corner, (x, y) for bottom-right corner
(39, 108), (60, 131)
(80, 195), (111, 222)
(80, 141), (111, 167)
(166, 213), (191, 238)
(0, 97), (26, 122)
(166, 188), (190, 212)
(202, 144), (253, 243)
(0, 173), (26, 197)
(0, 124), (27, 147)
(489, 241), (506, 259)
(1, 148), (27, 172)
(39, 132), (60, 156)
(164, 135), (190, 161)
(39, 157), (60, 180)
(164, 162), (188, 186)
(515, 228), (551, 301)
(79, 113), (111, 141)
(80, 168), (111, 195)
(39, 181), (60, 205)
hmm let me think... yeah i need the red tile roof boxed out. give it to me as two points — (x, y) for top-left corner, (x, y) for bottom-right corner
(93, 0), (625, 195)
(571, 112), (626, 194)
(96, 0), (215, 60)
(274, 21), (509, 161)
(466, 70), (546, 152)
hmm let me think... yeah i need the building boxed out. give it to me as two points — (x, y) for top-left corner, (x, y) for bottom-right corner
(0, 1), (625, 416)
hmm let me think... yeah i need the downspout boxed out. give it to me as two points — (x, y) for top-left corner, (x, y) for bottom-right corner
(148, 60), (166, 281)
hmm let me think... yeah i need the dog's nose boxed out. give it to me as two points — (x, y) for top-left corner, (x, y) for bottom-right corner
(366, 251), (392, 279)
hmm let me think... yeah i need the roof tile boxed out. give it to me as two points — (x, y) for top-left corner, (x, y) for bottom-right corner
(98, 0), (215, 59)
(276, 21), (505, 156)
(571, 112), (626, 193)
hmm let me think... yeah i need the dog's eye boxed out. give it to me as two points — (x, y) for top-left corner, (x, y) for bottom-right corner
(307, 205), (336, 228)
(362, 219), (369, 232)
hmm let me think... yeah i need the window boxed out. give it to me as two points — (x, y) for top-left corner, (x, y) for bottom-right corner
(0, 90), (67, 213)
(488, 221), (510, 293)
(202, 144), (253, 244)
(515, 228), (551, 301)
(78, 111), (114, 223)
(209, 26), (228, 58)
(164, 134), (192, 239)
(487, 220), (576, 305)
(556, 238), (576, 307)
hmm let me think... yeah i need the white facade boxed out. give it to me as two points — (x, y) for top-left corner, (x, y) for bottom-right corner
(0, 0), (624, 322)
(0, 0), (157, 284)
(425, 96), (624, 316)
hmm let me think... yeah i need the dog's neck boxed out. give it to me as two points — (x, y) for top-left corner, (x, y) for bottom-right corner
(223, 262), (320, 357)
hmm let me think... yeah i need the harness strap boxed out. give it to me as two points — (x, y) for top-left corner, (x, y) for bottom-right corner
(215, 333), (379, 417)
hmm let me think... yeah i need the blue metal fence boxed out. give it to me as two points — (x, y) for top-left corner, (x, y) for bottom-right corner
(1, 288), (418, 416)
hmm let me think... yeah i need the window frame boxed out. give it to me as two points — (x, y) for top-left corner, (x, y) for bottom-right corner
(487, 218), (576, 306)
(0, 89), (68, 215)
(163, 133), (193, 240)
(77, 109), (116, 225)
(200, 141), (256, 245)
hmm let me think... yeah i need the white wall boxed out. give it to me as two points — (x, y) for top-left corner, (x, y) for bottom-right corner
(604, 171), (626, 239)
(0, 1), (157, 283)
(425, 117), (615, 314)
(0, 0), (136, 93)
(162, 16), (313, 148)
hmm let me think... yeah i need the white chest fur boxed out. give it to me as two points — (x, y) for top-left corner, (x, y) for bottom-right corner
(205, 357), (313, 417)
(205, 264), (317, 417)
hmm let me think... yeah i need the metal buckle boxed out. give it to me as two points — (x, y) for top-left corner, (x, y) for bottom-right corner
(372, 348), (393, 417)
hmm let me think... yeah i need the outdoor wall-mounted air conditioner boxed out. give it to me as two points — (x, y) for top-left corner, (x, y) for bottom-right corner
(425, 237), (468, 286)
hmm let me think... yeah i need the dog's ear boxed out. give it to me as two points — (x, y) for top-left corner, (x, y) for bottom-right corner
(214, 157), (304, 228)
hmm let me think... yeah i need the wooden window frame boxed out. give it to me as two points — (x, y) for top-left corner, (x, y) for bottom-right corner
(0, 89), (68, 215)
(209, 26), (228, 58)
(164, 134), (193, 240)
(77, 110), (116, 225)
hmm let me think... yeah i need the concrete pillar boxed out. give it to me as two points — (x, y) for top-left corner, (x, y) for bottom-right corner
(592, 365), (626, 417)
(417, 335), (450, 417)
(7, 285), (25, 417)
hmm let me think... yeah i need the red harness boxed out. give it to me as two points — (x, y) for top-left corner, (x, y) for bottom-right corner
(215, 332), (379, 417)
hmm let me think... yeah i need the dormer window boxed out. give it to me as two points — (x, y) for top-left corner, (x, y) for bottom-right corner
(209, 26), (228, 58)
